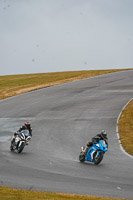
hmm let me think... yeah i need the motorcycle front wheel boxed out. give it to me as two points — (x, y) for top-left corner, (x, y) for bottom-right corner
(79, 152), (85, 162)
(10, 145), (14, 151)
(17, 142), (25, 153)
(93, 151), (103, 165)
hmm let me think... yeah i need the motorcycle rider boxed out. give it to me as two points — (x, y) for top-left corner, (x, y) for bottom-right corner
(11, 121), (32, 147)
(92, 130), (108, 145)
(83, 130), (108, 156)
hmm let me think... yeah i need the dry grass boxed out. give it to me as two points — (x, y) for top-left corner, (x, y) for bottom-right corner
(0, 187), (129, 200)
(0, 69), (131, 100)
(118, 99), (133, 155)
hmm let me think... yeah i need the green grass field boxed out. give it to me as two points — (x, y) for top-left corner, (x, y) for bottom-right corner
(0, 69), (132, 200)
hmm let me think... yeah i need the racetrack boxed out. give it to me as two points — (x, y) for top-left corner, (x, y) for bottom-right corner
(0, 70), (133, 198)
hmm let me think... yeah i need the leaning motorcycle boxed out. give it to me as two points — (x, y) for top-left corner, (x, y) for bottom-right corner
(79, 140), (108, 165)
(10, 131), (31, 153)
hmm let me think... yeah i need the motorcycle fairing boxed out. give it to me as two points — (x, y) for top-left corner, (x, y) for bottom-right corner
(85, 140), (108, 162)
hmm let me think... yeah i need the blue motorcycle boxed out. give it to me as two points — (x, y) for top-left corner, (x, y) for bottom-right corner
(79, 140), (108, 165)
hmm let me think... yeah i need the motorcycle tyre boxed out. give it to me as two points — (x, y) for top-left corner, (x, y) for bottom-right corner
(79, 152), (85, 162)
(17, 142), (25, 153)
(93, 151), (103, 165)
(10, 145), (14, 151)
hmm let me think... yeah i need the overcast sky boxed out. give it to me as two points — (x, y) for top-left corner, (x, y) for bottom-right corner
(0, 0), (133, 75)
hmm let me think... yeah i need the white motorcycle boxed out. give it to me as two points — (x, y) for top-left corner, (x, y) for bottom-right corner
(10, 131), (31, 153)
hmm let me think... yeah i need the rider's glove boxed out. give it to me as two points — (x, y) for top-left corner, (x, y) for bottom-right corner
(14, 131), (19, 136)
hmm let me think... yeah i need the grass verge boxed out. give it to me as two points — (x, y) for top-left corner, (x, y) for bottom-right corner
(0, 186), (129, 200)
(118, 99), (133, 156)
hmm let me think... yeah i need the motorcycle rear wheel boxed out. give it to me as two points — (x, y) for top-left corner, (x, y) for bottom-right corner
(93, 151), (103, 165)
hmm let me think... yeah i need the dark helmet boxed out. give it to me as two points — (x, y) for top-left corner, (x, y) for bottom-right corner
(101, 130), (107, 138)
(25, 121), (31, 128)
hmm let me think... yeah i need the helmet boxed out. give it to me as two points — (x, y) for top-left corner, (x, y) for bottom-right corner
(101, 130), (107, 138)
(25, 121), (31, 128)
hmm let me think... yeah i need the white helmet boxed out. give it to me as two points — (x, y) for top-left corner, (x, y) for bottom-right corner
(101, 130), (107, 138)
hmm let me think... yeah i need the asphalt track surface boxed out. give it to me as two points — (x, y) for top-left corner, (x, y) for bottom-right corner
(0, 70), (133, 199)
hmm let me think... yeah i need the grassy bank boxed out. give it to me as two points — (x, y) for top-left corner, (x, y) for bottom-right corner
(0, 187), (128, 200)
(0, 69), (131, 100)
(118, 99), (133, 156)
